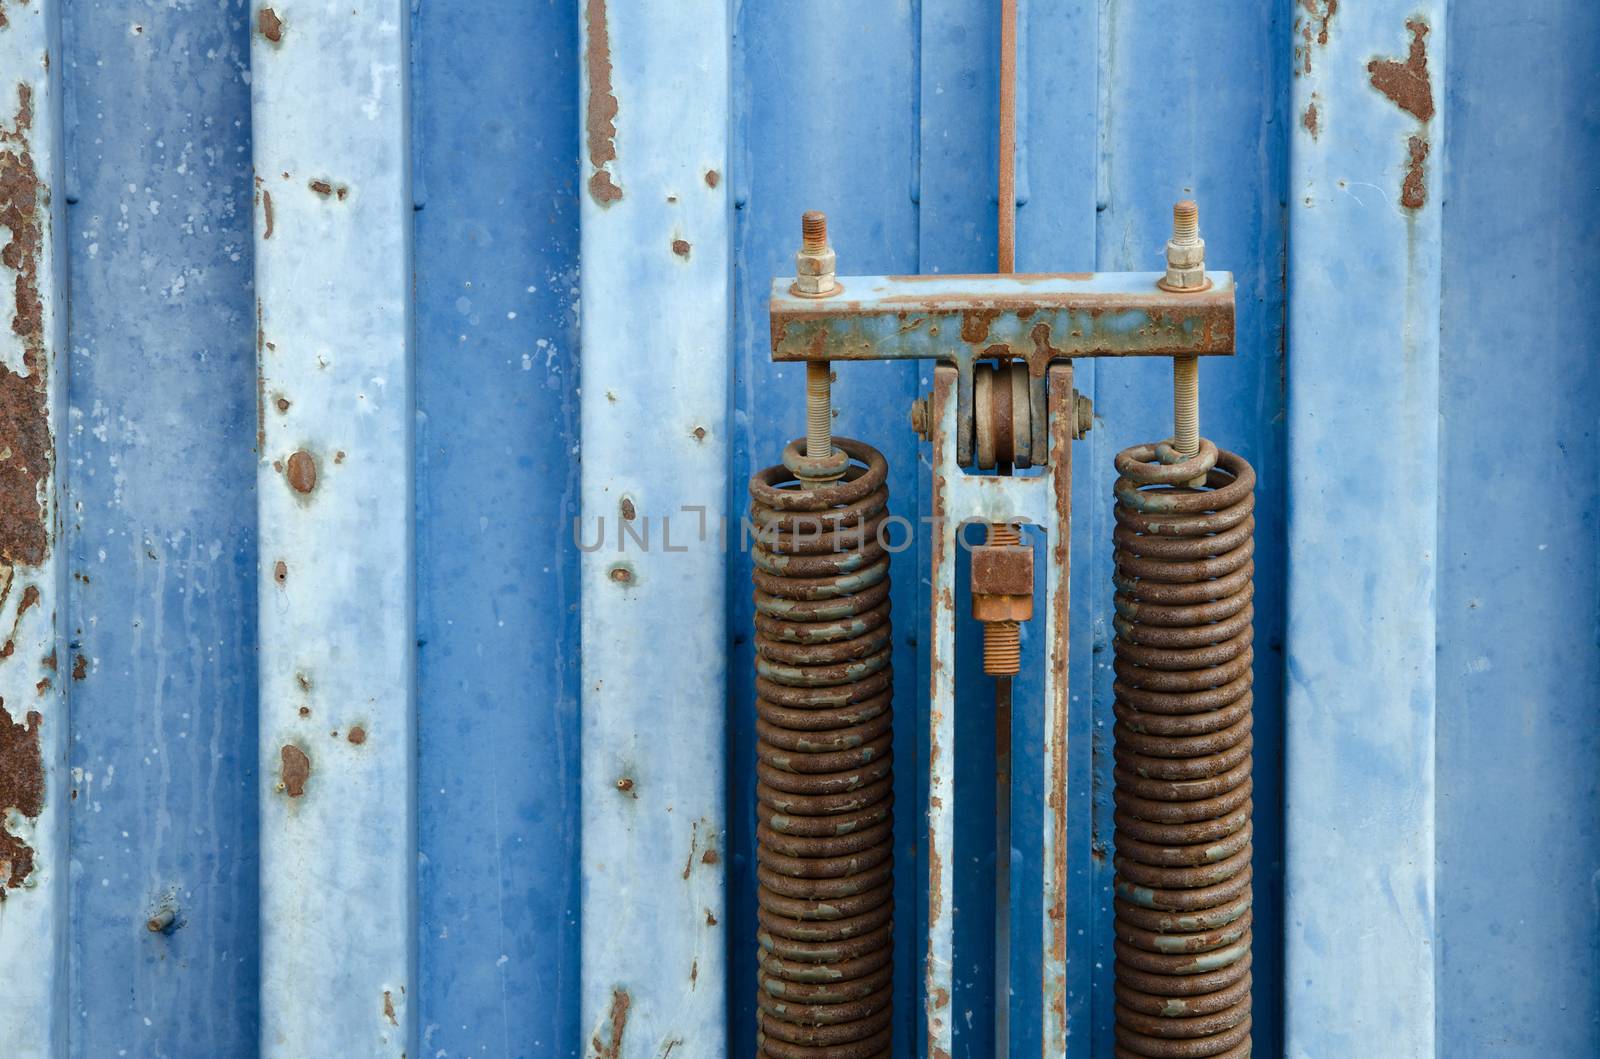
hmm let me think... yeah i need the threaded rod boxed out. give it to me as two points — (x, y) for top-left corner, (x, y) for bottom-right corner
(982, 523), (1023, 676)
(805, 361), (832, 461)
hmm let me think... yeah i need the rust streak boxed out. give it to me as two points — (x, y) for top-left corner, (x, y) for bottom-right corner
(0, 703), (43, 895)
(280, 744), (310, 797)
(591, 988), (630, 1058)
(260, 189), (273, 240)
(382, 990), (397, 1026)
(583, 0), (623, 205)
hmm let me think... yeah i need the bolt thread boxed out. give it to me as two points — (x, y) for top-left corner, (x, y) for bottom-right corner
(1173, 355), (1199, 459)
(802, 211), (828, 252)
(1173, 200), (1199, 243)
(982, 523), (1023, 676)
(984, 621), (1022, 676)
(806, 360), (832, 460)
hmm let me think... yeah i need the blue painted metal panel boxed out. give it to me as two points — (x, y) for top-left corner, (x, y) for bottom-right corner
(1286, 2), (1443, 1054)
(250, 2), (416, 1054)
(60, 2), (261, 1056)
(1436, 4), (1600, 1055)
(0, 1), (1592, 1055)
(579, 1), (731, 1053)
(411, 3), (582, 1057)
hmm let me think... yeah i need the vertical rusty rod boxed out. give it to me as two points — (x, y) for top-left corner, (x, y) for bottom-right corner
(997, 0), (1019, 273)
(994, 1), (1020, 1051)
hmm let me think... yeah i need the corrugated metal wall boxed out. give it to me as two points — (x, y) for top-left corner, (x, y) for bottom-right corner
(0, 1), (1592, 1057)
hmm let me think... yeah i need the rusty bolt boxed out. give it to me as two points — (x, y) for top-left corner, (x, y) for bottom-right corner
(1072, 389), (1094, 440)
(974, 525), (1031, 675)
(792, 211), (838, 298)
(1159, 200), (1208, 294)
(1160, 200), (1206, 482)
(146, 907), (177, 934)
(909, 395), (931, 440)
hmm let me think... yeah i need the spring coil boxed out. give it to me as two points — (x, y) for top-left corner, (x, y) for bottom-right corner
(1110, 437), (1256, 1059)
(749, 437), (896, 1059)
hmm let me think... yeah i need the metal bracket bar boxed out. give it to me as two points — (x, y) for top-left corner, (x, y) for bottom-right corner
(771, 271), (1235, 365)
(926, 363), (1073, 1056)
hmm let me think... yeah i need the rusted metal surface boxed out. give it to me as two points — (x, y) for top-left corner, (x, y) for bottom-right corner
(749, 438), (896, 1058)
(1110, 439), (1256, 1058)
(925, 362), (1073, 1056)
(1368, 18), (1435, 209)
(771, 272), (1236, 366)
(251, 2), (416, 1054)
(0, 0), (64, 1050)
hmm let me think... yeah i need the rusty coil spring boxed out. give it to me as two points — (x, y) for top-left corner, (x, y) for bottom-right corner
(749, 437), (895, 1059)
(1110, 438), (1256, 1059)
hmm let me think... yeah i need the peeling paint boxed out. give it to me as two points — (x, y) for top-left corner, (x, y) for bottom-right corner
(0, 82), (50, 572)
(583, 0), (622, 205)
(280, 744), (310, 797)
(382, 990), (396, 1026)
(0, 701), (42, 894)
(1294, 0), (1338, 76)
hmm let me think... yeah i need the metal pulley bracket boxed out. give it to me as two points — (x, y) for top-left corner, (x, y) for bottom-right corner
(769, 270), (1235, 464)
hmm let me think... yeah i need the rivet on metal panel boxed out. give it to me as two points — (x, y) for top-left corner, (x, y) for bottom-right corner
(285, 449), (316, 494)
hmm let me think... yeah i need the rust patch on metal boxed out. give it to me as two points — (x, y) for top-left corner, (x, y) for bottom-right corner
(279, 744), (310, 797)
(1368, 19), (1434, 209)
(257, 7), (282, 43)
(0, 83), (51, 572)
(1302, 97), (1320, 139)
(273, 559), (287, 585)
(260, 189), (273, 239)
(70, 653), (85, 681)
(346, 725), (366, 745)
(382, 990), (396, 1026)
(671, 238), (690, 259)
(308, 179), (348, 201)
(614, 776), (635, 795)
(590, 987), (630, 1058)
(0, 702), (43, 894)
(959, 307), (1001, 344)
(1368, 19), (1434, 122)
(1402, 135), (1430, 210)
(704, 169), (719, 188)
(583, 0), (622, 206)
(285, 449), (316, 494)
(1294, 0), (1338, 75)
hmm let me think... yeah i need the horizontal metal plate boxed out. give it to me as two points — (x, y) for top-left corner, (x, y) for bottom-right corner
(770, 271), (1234, 364)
